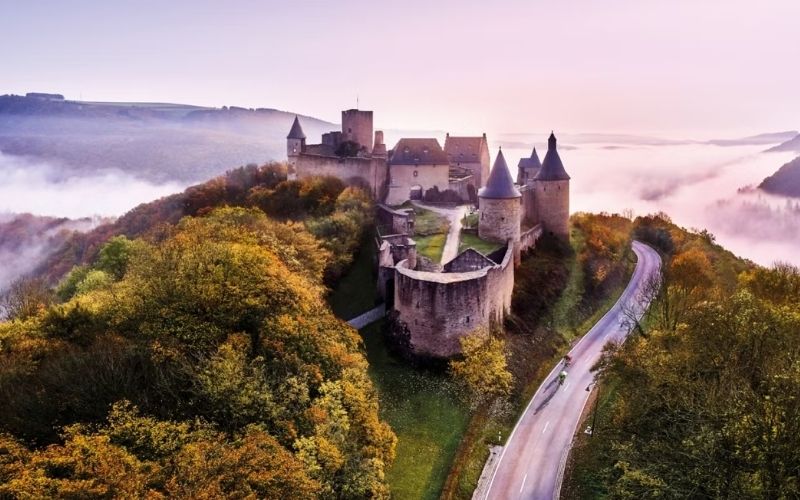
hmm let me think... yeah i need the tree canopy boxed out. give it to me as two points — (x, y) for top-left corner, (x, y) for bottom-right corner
(0, 206), (395, 499)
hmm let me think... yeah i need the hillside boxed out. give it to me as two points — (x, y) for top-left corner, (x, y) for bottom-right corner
(0, 167), (393, 497)
(0, 213), (102, 293)
(759, 155), (800, 197)
(563, 214), (800, 499)
(0, 94), (335, 184)
(765, 133), (800, 153)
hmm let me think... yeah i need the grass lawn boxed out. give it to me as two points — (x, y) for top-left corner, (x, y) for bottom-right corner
(415, 233), (447, 262)
(361, 320), (470, 500)
(458, 231), (501, 256)
(330, 238), (471, 499)
(328, 236), (379, 320)
(396, 201), (449, 236)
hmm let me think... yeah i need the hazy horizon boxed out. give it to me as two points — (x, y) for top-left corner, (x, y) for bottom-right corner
(3, 0), (799, 136)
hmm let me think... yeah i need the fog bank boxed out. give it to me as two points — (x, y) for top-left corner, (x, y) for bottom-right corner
(501, 140), (799, 267)
(0, 152), (185, 218)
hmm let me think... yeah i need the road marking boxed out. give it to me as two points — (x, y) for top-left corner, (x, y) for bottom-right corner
(564, 381), (570, 390)
(519, 473), (527, 493)
(542, 421), (550, 434)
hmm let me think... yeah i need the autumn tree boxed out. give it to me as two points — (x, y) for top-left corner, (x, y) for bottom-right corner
(449, 330), (513, 407)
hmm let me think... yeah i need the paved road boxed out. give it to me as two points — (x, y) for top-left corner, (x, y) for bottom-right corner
(411, 201), (470, 264)
(484, 241), (661, 500)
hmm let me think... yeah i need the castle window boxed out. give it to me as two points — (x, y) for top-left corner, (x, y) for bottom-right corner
(466, 316), (470, 324)
(413, 170), (418, 178)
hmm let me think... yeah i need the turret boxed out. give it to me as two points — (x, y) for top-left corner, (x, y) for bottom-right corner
(372, 130), (387, 157)
(286, 116), (306, 181)
(287, 116), (306, 157)
(478, 149), (522, 248)
(517, 147), (541, 186)
(533, 132), (570, 239)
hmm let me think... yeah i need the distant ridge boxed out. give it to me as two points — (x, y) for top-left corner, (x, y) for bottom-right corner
(765, 134), (800, 153)
(759, 156), (800, 198)
(707, 130), (798, 147)
(0, 93), (335, 184)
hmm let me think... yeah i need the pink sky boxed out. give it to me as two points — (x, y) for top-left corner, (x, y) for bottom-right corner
(3, 0), (799, 136)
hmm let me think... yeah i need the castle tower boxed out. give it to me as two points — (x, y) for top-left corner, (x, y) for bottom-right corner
(286, 116), (306, 180)
(517, 147), (541, 186)
(341, 109), (374, 153)
(533, 132), (571, 239)
(373, 130), (387, 157)
(478, 149), (522, 246)
(287, 115), (306, 156)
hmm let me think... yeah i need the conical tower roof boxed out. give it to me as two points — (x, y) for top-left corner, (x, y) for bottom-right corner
(479, 149), (521, 199)
(287, 116), (306, 140)
(528, 147), (541, 167)
(535, 132), (570, 181)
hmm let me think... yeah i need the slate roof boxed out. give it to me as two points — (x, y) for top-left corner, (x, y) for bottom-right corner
(389, 138), (449, 165)
(535, 132), (571, 181)
(478, 149), (521, 199)
(517, 147), (541, 170)
(444, 135), (486, 163)
(287, 116), (306, 140)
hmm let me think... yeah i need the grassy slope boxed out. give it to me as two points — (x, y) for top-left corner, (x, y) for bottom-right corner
(328, 236), (380, 320)
(458, 231), (501, 256)
(361, 321), (470, 500)
(415, 234), (447, 262)
(328, 234), (470, 500)
(394, 202), (450, 262)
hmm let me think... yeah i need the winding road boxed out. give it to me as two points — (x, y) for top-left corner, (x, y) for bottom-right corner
(483, 241), (662, 500)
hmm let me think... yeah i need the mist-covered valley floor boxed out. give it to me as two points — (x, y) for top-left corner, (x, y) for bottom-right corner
(1, 126), (798, 294)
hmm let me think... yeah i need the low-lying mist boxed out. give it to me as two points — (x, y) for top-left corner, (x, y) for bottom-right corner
(502, 140), (799, 267)
(0, 152), (185, 218)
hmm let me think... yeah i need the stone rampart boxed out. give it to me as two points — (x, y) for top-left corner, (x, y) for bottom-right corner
(393, 244), (515, 359)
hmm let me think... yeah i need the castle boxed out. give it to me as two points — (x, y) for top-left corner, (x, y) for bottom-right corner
(287, 110), (489, 204)
(287, 110), (570, 359)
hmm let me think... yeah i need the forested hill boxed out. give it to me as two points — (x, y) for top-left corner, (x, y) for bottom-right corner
(565, 214), (800, 499)
(759, 155), (800, 198)
(0, 163), (396, 497)
(0, 93), (334, 183)
(36, 162), (369, 285)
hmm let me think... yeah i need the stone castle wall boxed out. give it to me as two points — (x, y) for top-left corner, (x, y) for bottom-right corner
(294, 154), (387, 199)
(393, 244), (515, 359)
(377, 204), (415, 235)
(386, 163), (450, 206)
(520, 185), (537, 226)
(519, 224), (543, 253)
(478, 197), (522, 244)
(534, 180), (570, 238)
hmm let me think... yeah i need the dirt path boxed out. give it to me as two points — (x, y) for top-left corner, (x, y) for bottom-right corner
(412, 201), (470, 264)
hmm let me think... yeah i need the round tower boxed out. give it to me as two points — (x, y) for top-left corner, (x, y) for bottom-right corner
(533, 132), (570, 239)
(478, 149), (522, 245)
(286, 115), (306, 157)
(286, 116), (306, 181)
